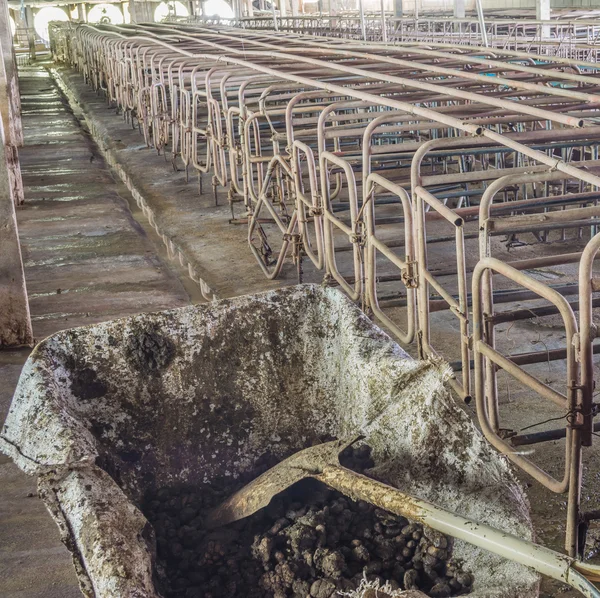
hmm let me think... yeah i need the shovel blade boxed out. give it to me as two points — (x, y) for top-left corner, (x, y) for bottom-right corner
(204, 436), (361, 529)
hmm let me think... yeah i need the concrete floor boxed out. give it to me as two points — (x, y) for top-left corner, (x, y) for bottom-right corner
(52, 66), (317, 300)
(2, 61), (599, 598)
(0, 65), (191, 597)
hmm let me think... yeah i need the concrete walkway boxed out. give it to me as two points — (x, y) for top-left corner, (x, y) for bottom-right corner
(0, 65), (190, 598)
(54, 66), (321, 300)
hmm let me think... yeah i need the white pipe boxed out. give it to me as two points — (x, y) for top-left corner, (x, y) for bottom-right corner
(358, 0), (365, 40)
(475, 0), (488, 47)
(271, 0), (278, 30)
(380, 0), (386, 42)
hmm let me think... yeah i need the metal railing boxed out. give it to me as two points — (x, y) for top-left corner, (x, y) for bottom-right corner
(51, 20), (600, 561)
(169, 13), (600, 60)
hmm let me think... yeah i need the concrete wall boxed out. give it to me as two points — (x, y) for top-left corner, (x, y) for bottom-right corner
(0, 0), (33, 347)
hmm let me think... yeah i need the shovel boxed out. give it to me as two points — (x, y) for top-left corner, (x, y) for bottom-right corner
(206, 437), (600, 598)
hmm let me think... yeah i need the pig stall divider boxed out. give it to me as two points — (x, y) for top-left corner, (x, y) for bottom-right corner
(51, 20), (600, 559)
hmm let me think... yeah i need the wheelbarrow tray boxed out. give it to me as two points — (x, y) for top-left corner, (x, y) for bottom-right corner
(0, 284), (538, 598)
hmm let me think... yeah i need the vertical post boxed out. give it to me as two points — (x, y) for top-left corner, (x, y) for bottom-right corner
(454, 0), (465, 19)
(474, 0), (488, 47)
(271, 0), (279, 30)
(0, 0), (23, 206)
(0, 120), (32, 348)
(566, 429), (582, 557)
(380, 0), (387, 42)
(77, 3), (86, 21)
(130, 0), (154, 23)
(24, 6), (35, 61)
(129, 0), (139, 22)
(290, 0), (298, 17)
(12, 6), (26, 34)
(536, 0), (550, 40)
(392, 0), (401, 40)
(0, 25), (33, 347)
(358, 0), (366, 40)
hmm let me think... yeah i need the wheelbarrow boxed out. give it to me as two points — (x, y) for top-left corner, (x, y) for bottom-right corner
(1, 284), (538, 597)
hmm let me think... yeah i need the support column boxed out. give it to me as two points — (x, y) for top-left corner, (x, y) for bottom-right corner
(143, 1), (154, 22)
(12, 6), (26, 30)
(358, 0), (366, 40)
(474, 0), (488, 47)
(0, 124), (32, 347)
(0, 0), (24, 206)
(270, 0), (278, 30)
(453, 0), (465, 19)
(77, 3), (86, 22)
(394, 0), (402, 18)
(130, 0), (139, 21)
(0, 129), (32, 347)
(231, 0), (242, 19)
(0, 21), (33, 347)
(24, 6), (35, 61)
(380, 0), (387, 42)
(130, 0), (155, 23)
(536, 0), (550, 39)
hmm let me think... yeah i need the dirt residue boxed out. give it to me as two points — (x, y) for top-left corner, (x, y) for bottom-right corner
(70, 367), (108, 400)
(63, 350), (108, 401)
(125, 324), (176, 374)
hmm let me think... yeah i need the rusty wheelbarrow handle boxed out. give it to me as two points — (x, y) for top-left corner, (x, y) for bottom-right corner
(315, 465), (600, 598)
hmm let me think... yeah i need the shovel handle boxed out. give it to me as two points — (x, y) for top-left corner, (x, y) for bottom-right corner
(315, 465), (600, 598)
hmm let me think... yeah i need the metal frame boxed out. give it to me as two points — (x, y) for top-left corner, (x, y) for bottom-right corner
(51, 20), (600, 561)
